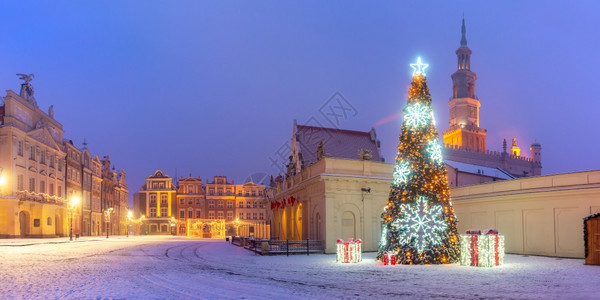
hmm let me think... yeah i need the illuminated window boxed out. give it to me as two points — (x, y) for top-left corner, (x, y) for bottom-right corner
(246, 202), (251, 208)
(217, 211), (224, 219)
(209, 200), (214, 208)
(161, 194), (167, 204)
(217, 201), (223, 208)
(150, 208), (157, 217)
(209, 211), (215, 219)
(227, 212), (233, 220)
(160, 207), (167, 216)
(239, 201), (244, 208)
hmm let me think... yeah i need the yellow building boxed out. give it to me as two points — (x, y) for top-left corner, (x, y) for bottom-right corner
(451, 170), (600, 258)
(0, 83), (69, 238)
(133, 170), (177, 234)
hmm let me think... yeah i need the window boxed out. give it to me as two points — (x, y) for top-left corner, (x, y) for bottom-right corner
(246, 202), (251, 208)
(217, 211), (224, 219)
(180, 210), (185, 219)
(58, 160), (62, 172)
(239, 201), (244, 208)
(208, 200), (214, 208)
(258, 190), (263, 196)
(196, 210), (201, 218)
(49, 183), (54, 196)
(188, 210), (193, 218)
(150, 208), (157, 217)
(227, 212), (233, 221)
(253, 201), (257, 208)
(237, 190), (242, 196)
(246, 212), (251, 220)
(217, 189), (223, 196)
(17, 175), (24, 190)
(253, 213), (257, 220)
(150, 194), (157, 204)
(252, 191), (256, 196)
(179, 227), (186, 234)
(179, 199), (184, 205)
(188, 187), (193, 194)
(245, 191), (250, 196)
(227, 201), (233, 209)
(58, 186), (62, 197)
(209, 211), (215, 219)
(217, 201), (223, 208)
(188, 199), (192, 205)
(259, 202), (264, 209)
(29, 146), (35, 160)
(40, 181), (45, 194)
(29, 178), (35, 192)
(161, 194), (167, 204)
(239, 213), (243, 220)
(160, 207), (167, 216)
(259, 213), (264, 220)
(17, 141), (23, 156)
(196, 199), (201, 205)
(40, 151), (46, 164)
(209, 189), (214, 196)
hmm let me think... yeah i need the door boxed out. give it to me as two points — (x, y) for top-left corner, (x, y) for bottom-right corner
(19, 211), (27, 237)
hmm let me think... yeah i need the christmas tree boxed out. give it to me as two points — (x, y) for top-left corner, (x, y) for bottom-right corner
(378, 57), (460, 264)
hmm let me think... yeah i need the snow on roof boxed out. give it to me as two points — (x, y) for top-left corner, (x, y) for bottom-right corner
(297, 125), (381, 166)
(445, 159), (515, 180)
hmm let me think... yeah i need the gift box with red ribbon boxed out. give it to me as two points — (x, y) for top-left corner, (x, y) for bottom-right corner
(336, 238), (363, 263)
(460, 229), (505, 267)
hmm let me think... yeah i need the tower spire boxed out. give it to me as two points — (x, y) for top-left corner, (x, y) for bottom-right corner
(460, 17), (467, 47)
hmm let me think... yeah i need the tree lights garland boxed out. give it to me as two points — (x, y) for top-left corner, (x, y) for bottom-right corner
(378, 57), (460, 265)
(392, 161), (411, 187)
(393, 196), (447, 253)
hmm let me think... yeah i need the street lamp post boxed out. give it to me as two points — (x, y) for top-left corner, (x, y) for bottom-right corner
(69, 196), (80, 241)
(127, 211), (132, 238)
(105, 208), (113, 239)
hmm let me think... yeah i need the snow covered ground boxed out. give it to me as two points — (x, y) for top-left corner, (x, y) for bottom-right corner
(0, 236), (598, 299)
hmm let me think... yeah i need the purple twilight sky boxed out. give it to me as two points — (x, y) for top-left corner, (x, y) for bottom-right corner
(1, 1), (599, 203)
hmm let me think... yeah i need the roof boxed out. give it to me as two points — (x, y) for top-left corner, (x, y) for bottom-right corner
(296, 125), (382, 166)
(445, 159), (515, 180)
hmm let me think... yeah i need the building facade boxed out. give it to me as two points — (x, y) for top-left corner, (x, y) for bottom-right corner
(133, 170), (177, 235)
(442, 19), (542, 178)
(205, 176), (236, 225)
(0, 87), (68, 238)
(175, 176), (205, 235)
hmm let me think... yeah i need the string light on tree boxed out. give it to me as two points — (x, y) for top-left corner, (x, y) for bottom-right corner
(404, 103), (432, 128)
(392, 161), (411, 187)
(393, 196), (447, 253)
(427, 140), (443, 165)
(378, 57), (460, 265)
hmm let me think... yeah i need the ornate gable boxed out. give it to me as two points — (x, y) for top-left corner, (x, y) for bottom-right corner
(27, 127), (61, 151)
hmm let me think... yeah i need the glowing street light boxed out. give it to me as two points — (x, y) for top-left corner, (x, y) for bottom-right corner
(69, 196), (80, 241)
(127, 211), (133, 238)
